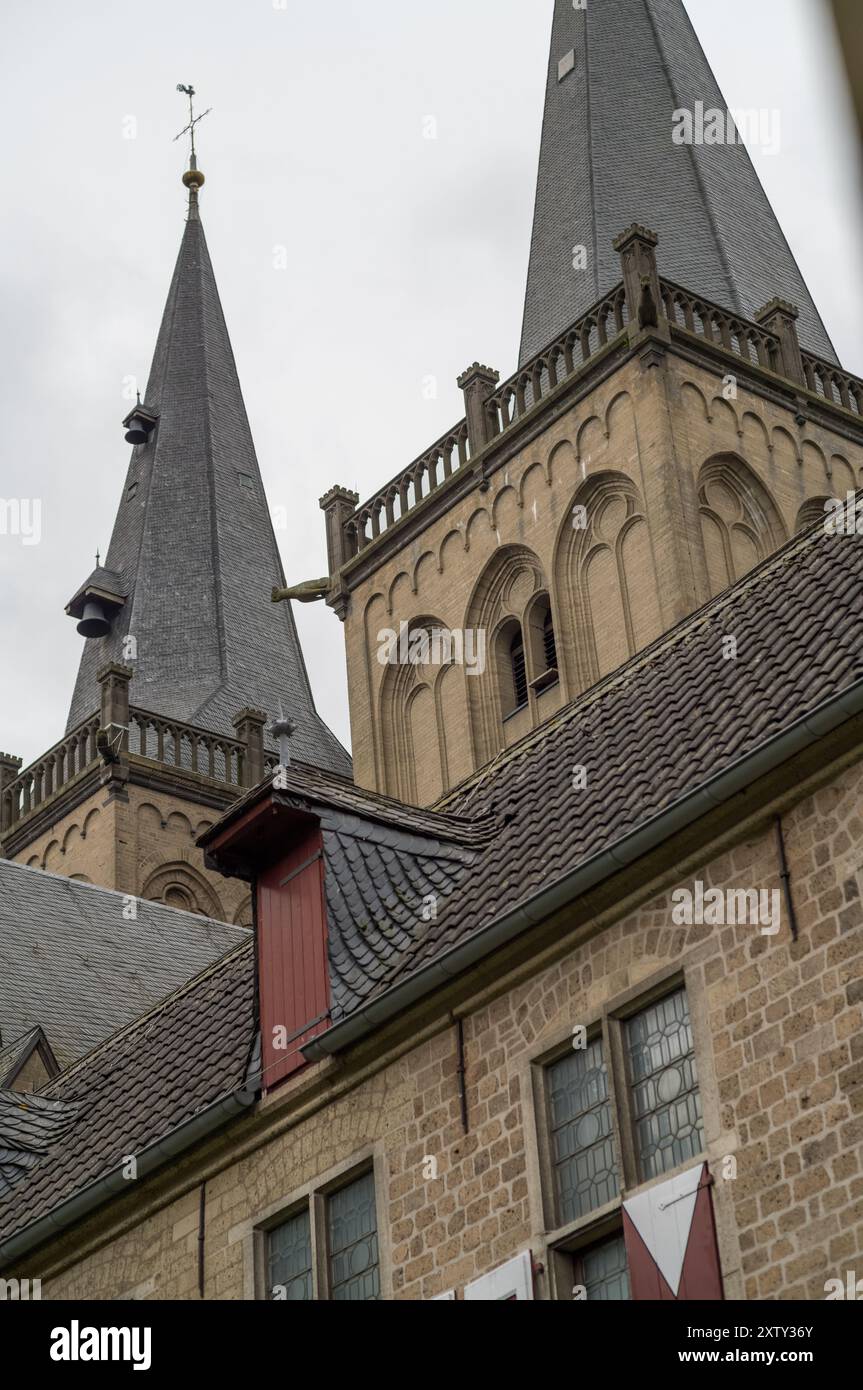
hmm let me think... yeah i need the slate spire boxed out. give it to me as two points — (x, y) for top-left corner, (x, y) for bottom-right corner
(66, 167), (351, 777)
(519, 0), (837, 365)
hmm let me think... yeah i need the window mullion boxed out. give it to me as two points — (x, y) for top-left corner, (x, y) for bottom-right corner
(604, 1014), (637, 1192)
(310, 1193), (328, 1300)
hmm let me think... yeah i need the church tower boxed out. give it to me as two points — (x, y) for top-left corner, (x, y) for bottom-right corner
(0, 137), (349, 921)
(309, 0), (863, 807)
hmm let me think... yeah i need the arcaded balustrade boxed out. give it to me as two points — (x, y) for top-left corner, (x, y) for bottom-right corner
(800, 352), (863, 416)
(340, 265), (861, 565)
(0, 715), (100, 832)
(345, 284), (630, 556)
(485, 285), (629, 438)
(128, 708), (245, 786)
(345, 420), (471, 558)
(660, 280), (782, 373)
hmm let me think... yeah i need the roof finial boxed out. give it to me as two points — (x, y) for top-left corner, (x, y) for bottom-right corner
(174, 84), (212, 219)
(95, 548), (101, 568)
(270, 703), (298, 769)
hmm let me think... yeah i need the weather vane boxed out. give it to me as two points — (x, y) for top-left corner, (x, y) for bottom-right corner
(174, 84), (212, 164)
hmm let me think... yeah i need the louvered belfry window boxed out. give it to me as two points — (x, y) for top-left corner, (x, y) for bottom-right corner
(511, 631), (528, 710)
(543, 607), (558, 673)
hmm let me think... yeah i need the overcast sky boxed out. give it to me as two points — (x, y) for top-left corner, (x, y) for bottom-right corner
(1, 0), (860, 768)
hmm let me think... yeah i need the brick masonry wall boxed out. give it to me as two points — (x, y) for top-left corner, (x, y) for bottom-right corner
(342, 350), (863, 804)
(33, 750), (863, 1301)
(11, 781), (249, 926)
(16, 794), (118, 887)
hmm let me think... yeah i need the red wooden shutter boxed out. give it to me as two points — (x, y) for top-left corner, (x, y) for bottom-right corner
(258, 829), (330, 1091)
(622, 1163), (723, 1301)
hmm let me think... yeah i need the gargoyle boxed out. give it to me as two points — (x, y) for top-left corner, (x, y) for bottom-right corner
(271, 578), (331, 605)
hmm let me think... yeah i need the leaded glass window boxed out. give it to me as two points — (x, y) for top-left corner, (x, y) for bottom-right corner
(626, 988), (704, 1181)
(268, 1208), (312, 1301)
(328, 1170), (380, 1301)
(581, 1234), (631, 1301)
(548, 1038), (618, 1224)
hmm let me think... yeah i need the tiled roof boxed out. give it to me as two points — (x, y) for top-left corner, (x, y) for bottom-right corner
(200, 757), (496, 1020)
(211, 758), (492, 850)
(6, 518), (861, 1252)
(0, 1092), (81, 1198)
(0, 860), (249, 1069)
(321, 808), (483, 1020)
(520, 0), (836, 363)
(326, 520), (863, 1003)
(65, 211), (350, 777)
(0, 942), (255, 1247)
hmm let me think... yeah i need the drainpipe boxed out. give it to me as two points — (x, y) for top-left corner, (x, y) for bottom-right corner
(775, 816), (799, 942)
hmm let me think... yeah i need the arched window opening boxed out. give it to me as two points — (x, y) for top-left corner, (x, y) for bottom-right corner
(164, 885), (194, 912)
(496, 619), (529, 720)
(795, 497), (832, 535)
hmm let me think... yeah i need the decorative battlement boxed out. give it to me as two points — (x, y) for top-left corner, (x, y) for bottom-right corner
(329, 229), (863, 578)
(659, 281), (783, 372)
(341, 280), (634, 560)
(0, 718), (100, 835)
(0, 699), (271, 844)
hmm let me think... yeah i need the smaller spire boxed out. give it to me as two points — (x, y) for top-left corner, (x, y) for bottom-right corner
(174, 84), (211, 220)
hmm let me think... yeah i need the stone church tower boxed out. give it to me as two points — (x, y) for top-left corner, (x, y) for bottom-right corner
(0, 158), (350, 922)
(311, 0), (863, 807)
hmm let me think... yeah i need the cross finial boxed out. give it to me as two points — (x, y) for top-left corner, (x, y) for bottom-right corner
(174, 84), (212, 216)
(174, 84), (211, 165)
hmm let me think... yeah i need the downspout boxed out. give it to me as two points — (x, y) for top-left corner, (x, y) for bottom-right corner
(305, 673), (863, 1060)
(775, 816), (799, 942)
(197, 1181), (207, 1298)
(456, 1019), (469, 1135)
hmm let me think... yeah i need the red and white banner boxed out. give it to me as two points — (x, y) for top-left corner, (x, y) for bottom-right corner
(622, 1163), (723, 1300)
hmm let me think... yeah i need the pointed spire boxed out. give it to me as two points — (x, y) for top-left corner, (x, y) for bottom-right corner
(519, 0), (836, 365)
(66, 170), (350, 777)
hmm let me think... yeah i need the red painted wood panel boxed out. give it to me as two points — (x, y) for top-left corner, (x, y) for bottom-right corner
(258, 829), (329, 1091)
(623, 1165), (724, 1301)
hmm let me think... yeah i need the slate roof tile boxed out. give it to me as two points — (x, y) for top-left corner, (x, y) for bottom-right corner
(0, 861), (249, 1069)
(0, 943), (255, 1246)
(521, 0), (836, 364)
(65, 213), (349, 777)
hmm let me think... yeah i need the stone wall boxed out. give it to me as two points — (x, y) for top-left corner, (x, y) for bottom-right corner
(341, 346), (863, 805)
(29, 749), (863, 1301)
(12, 779), (250, 926)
